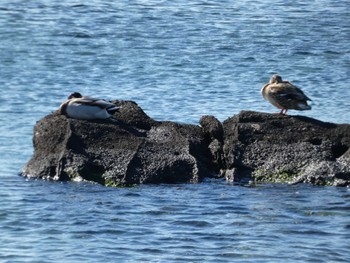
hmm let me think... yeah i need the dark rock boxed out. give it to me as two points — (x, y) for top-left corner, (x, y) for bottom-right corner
(199, 115), (224, 142)
(22, 102), (350, 187)
(22, 101), (214, 186)
(199, 115), (225, 174)
(111, 100), (158, 130)
(222, 111), (350, 186)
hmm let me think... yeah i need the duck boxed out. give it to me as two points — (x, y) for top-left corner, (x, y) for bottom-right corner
(261, 74), (312, 115)
(59, 92), (120, 120)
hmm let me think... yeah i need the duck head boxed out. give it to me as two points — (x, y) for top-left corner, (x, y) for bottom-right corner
(269, 74), (283, 84)
(68, 92), (83, 99)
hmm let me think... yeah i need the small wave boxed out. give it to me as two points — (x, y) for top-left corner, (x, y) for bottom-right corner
(173, 220), (213, 227)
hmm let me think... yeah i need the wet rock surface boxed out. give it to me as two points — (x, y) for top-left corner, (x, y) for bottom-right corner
(22, 102), (350, 186)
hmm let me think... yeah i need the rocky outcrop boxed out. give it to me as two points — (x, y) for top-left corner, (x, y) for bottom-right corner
(23, 101), (214, 186)
(221, 111), (350, 186)
(22, 101), (350, 187)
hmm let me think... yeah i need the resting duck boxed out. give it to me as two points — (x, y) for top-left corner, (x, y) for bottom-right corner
(261, 74), (312, 115)
(59, 92), (120, 120)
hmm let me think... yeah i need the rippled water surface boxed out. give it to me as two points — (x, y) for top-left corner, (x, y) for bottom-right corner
(2, 180), (350, 262)
(1, 0), (349, 262)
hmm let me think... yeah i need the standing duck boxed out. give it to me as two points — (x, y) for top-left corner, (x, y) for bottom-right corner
(261, 74), (312, 115)
(59, 92), (120, 120)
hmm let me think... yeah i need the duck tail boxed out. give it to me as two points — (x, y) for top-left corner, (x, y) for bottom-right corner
(298, 103), (311, 110)
(106, 106), (120, 115)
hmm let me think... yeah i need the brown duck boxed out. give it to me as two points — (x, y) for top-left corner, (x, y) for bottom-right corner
(261, 74), (312, 115)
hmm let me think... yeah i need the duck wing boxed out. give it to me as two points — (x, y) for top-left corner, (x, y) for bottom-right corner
(72, 97), (118, 109)
(270, 82), (311, 102)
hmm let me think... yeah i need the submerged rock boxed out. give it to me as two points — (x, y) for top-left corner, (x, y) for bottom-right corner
(22, 102), (350, 187)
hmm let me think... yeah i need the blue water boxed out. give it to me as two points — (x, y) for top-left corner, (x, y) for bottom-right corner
(0, 0), (349, 262)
